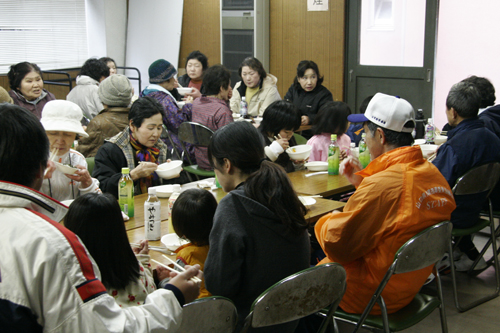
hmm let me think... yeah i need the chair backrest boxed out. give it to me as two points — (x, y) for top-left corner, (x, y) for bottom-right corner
(452, 162), (500, 196)
(86, 157), (95, 176)
(244, 262), (346, 329)
(293, 133), (308, 145)
(176, 296), (238, 333)
(178, 122), (214, 147)
(392, 221), (453, 274)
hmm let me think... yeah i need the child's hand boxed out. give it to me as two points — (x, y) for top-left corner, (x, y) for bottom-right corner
(277, 137), (289, 150)
(132, 239), (149, 255)
(156, 264), (171, 282)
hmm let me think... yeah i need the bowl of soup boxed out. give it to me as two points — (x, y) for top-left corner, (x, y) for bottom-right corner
(156, 160), (183, 179)
(286, 145), (312, 161)
(177, 88), (193, 96)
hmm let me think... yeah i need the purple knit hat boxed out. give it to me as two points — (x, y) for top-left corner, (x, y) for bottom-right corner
(148, 59), (177, 83)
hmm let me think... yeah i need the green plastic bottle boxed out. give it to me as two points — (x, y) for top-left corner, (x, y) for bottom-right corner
(359, 133), (370, 169)
(119, 167), (134, 217)
(328, 134), (340, 175)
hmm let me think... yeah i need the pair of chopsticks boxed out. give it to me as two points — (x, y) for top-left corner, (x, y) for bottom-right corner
(301, 195), (322, 198)
(273, 133), (283, 141)
(151, 255), (202, 283)
(44, 148), (59, 176)
(48, 148), (58, 162)
(130, 243), (171, 254)
(427, 152), (437, 162)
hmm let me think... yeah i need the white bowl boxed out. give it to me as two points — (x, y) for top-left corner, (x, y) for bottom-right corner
(414, 139), (426, 145)
(177, 101), (186, 108)
(161, 233), (190, 251)
(286, 145), (312, 160)
(232, 113), (241, 119)
(54, 162), (78, 175)
(177, 87), (193, 96)
(253, 117), (263, 125)
(153, 184), (181, 198)
(434, 135), (447, 145)
(420, 144), (439, 158)
(298, 196), (316, 207)
(156, 160), (183, 179)
(305, 161), (328, 171)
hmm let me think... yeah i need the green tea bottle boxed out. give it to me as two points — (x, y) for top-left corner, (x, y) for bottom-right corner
(328, 134), (340, 175)
(118, 167), (134, 217)
(359, 133), (370, 169)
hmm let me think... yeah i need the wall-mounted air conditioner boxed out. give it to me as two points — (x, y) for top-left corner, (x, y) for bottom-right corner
(221, 0), (269, 87)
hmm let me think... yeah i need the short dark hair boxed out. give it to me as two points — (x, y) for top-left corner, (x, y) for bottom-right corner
(64, 193), (140, 290)
(129, 96), (165, 127)
(461, 75), (496, 108)
(359, 95), (374, 114)
(0, 104), (49, 187)
(208, 121), (308, 234)
(238, 57), (267, 81)
(99, 57), (116, 66)
(312, 101), (351, 136)
(201, 65), (231, 95)
(366, 121), (414, 147)
(293, 60), (324, 89)
(446, 81), (481, 118)
(7, 62), (43, 90)
(259, 100), (301, 137)
(80, 58), (110, 82)
(185, 50), (209, 71)
(171, 188), (217, 246)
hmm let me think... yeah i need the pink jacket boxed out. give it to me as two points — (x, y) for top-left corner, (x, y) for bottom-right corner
(307, 133), (351, 162)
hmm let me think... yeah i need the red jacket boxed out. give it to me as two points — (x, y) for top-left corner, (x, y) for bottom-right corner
(316, 146), (456, 314)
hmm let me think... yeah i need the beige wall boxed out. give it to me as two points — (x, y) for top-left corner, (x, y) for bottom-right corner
(270, 0), (345, 100)
(179, 0), (345, 100)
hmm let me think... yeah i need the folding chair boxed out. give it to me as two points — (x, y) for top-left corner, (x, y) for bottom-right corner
(241, 262), (346, 333)
(85, 157), (95, 176)
(178, 122), (216, 181)
(176, 296), (238, 333)
(448, 162), (500, 312)
(161, 124), (183, 161)
(328, 221), (452, 333)
(293, 133), (308, 145)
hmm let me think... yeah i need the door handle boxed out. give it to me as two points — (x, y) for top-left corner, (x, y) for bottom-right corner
(349, 69), (353, 82)
(427, 69), (431, 82)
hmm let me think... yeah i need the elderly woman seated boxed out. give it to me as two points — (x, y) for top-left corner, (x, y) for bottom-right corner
(93, 97), (181, 198)
(7, 61), (56, 119)
(40, 100), (101, 201)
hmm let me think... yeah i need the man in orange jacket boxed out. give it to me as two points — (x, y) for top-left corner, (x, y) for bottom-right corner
(315, 93), (456, 315)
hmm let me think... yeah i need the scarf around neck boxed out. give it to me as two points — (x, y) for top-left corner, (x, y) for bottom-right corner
(129, 129), (160, 193)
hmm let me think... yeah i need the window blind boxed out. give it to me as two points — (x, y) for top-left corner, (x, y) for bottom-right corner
(0, 0), (88, 74)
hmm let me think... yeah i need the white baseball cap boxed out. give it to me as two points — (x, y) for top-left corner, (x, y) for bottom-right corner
(347, 93), (415, 133)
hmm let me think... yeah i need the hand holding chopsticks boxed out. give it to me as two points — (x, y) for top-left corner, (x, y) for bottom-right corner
(151, 258), (202, 283)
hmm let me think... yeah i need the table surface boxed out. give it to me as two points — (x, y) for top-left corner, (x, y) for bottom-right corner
(288, 169), (355, 197)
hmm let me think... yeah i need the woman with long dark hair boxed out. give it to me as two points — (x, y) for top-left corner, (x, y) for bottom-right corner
(204, 121), (310, 331)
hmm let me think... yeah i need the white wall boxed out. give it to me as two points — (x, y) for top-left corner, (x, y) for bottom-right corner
(433, 0), (500, 129)
(85, 0), (127, 64)
(125, 0), (184, 93)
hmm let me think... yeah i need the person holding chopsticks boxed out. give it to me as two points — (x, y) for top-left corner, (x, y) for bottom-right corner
(40, 100), (101, 202)
(204, 121), (310, 332)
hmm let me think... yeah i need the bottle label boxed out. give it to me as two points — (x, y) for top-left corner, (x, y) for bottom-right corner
(145, 202), (161, 240)
(328, 146), (339, 175)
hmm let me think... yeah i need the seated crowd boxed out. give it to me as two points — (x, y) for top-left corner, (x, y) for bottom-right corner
(1, 53), (500, 332)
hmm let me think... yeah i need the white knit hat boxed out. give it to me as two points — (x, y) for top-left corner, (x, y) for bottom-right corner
(41, 100), (89, 137)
